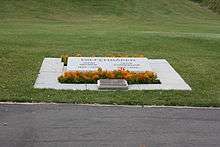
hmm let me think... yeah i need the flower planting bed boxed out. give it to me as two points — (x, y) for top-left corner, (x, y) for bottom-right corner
(58, 68), (160, 84)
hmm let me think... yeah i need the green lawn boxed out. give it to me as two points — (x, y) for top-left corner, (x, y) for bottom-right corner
(0, 0), (220, 106)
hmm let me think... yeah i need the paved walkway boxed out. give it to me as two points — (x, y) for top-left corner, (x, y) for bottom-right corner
(0, 104), (220, 147)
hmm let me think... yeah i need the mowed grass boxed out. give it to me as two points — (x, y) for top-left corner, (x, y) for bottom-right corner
(0, 0), (220, 106)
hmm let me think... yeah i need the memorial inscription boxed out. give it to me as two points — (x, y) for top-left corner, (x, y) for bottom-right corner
(67, 57), (151, 72)
(97, 79), (128, 90)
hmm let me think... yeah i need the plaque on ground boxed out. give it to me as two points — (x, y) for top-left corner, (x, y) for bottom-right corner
(67, 57), (151, 72)
(97, 79), (128, 90)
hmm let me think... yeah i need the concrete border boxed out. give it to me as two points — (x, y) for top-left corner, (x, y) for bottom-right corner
(1, 102), (219, 109)
(34, 58), (191, 91)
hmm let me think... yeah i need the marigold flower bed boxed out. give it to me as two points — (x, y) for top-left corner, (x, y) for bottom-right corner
(58, 68), (160, 84)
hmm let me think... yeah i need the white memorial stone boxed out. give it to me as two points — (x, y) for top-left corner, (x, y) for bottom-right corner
(97, 79), (128, 90)
(67, 57), (151, 72)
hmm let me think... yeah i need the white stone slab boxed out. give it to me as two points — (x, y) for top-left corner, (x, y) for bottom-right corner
(59, 84), (86, 90)
(40, 58), (63, 73)
(34, 58), (86, 90)
(67, 57), (151, 72)
(35, 73), (60, 84)
(148, 59), (191, 90)
(35, 83), (86, 90)
(86, 84), (98, 90)
(128, 84), (139, 90)
(34, 58), (191, 91)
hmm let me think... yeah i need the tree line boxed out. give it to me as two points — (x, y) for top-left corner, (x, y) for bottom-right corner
(191, 0), (220, 13)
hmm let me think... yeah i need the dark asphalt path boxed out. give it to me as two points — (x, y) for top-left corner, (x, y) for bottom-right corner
(0, 104), (220, 147)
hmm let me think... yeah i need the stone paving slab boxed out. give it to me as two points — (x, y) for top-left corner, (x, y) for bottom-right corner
(86, 84), (98, 90)
(35, 73), (60, 84)
(39, 58), (63, 73)
(149, 59), (191, 90)
(35, 83), (87, 90)
(34, 58), (191, 91)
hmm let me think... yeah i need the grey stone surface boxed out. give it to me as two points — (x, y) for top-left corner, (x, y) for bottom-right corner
(86, 84), (98, 90)
(128, 84), (139, 90)
(39, 58), (63, 73)
(34, 58), (86, 90)
(35, 83), (87, 90)
(0, 104), (220, 147)
(35, 72), (60, 84)
(34, 58), (191, 90)
(97, 79), (128, 90)
(149, 59), (191, 90)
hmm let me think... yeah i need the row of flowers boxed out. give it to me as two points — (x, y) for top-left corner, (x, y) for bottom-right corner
(58, 68), (160, 84)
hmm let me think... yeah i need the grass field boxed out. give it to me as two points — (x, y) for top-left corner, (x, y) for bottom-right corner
(0, 0), (220, 106)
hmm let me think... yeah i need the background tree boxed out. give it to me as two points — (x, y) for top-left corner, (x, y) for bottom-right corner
(208, 0), (220, 13)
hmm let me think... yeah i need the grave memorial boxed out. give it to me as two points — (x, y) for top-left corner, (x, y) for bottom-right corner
(34, 56), (192, 91)
(59, 57), (159, 86)
(67, 57), (152, 72)
(97, 79), (128, 90)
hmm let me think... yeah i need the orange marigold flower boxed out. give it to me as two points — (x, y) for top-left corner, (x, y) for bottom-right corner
(60, 70), (157, 83)
(92, 74), (99, 80)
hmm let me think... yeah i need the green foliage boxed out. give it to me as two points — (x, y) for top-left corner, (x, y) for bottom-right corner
(190, 0), (203, 2)
(61, 55), (68, 66)
(58, 75), (96, 84)
(190, 0), (220, 13)
(0, 0), (219, 21)
(58, 70), (159, 84)
(0, 0), (220, 106)
(207, 0), (220, 13)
